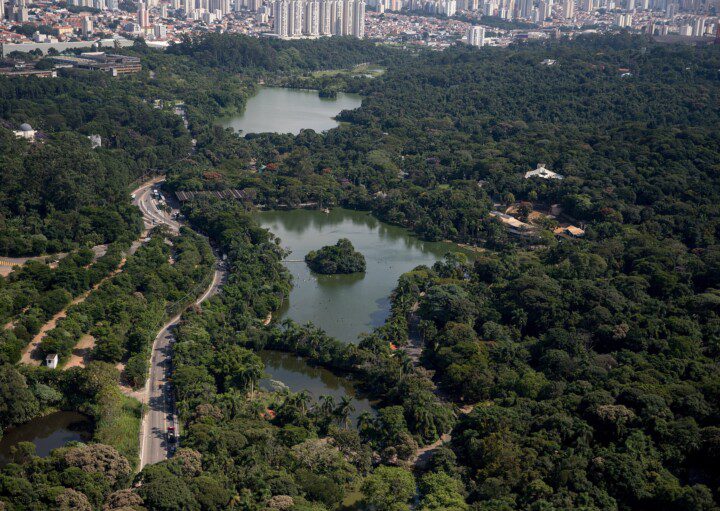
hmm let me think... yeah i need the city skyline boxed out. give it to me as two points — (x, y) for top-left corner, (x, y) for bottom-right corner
(1, 0), (718, 53)
(273, 0), (366, 39)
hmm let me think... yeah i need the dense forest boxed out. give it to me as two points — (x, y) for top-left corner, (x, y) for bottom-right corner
(0, 36), (397, 257)
(0, 31), (719, 511)
(168, 33), (720, 251)
(160, 32), (720, 510)
(0, 243), (126, 362)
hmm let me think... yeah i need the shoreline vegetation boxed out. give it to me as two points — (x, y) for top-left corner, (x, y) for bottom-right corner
(305, 238), (367, 274)
(1, 32), (719, 511)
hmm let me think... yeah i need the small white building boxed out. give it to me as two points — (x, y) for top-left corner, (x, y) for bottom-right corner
(13, 123), (36, 141)
(46, 354), (59, 369)
(88, 134), (102, 148)
(525, 164), (563, 180)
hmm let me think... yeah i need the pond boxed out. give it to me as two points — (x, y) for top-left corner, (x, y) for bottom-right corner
(257, 208), (463, 344)
(219, 87), (362, 135)
(0, 411), (92, 466)
(260, 350), (374, 425)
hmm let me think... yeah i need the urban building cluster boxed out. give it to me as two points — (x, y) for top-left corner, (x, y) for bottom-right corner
(0, 0), (718, 58)
(272, 0), (366, 38)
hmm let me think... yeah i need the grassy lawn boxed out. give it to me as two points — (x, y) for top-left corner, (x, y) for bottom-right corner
(311, 63), (386, 78)
(93, 389), (143, 468)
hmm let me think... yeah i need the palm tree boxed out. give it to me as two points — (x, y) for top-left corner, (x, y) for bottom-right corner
(396, 351), (414, 374)
(334, 395), (356, 429)
(294, 390), (312, 417)
(357, 411), (374, 438)
(318, 394), (336, 419)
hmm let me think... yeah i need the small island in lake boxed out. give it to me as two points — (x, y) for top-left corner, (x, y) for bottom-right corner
(305, 238), (366, 274)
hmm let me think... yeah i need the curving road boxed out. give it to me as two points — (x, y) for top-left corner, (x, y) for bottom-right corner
(134, 179), (226, 470)
(132, 181), (181, 234)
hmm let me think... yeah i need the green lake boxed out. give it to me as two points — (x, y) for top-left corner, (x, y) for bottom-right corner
(257, 208), (461, 344)
(260, 350), (374, 423)
(224, 90), (458, 422)
(219, 87), (362, 135)
(0, 412), (92, 466)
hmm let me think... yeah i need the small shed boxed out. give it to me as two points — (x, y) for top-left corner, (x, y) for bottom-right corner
(46, 354), (59, 369)
(553, 225), (586, 238)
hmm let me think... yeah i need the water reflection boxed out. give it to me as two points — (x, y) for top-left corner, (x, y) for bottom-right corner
(218, 87), (362, 135)
(258, 208), (464, 344)
(260, 350), (373, 424)
(0, 412), (92, 466)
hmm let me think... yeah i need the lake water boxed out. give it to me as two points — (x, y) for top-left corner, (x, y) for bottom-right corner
(0, 411), (92, 466)
(257, 208), (461, 344)
(219, 87), (362, 135)
(226, 94), (454, 419)
(260, 350), (373, 424)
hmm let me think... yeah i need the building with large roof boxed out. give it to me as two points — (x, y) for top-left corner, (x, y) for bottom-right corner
(13, 123), (36, 140)
(524, 163), (563, 180)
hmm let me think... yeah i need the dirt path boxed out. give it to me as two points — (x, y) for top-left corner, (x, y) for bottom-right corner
(403, 304), (476, 470)
(64, 334), (96, 369)
(411, 407), (475, 471)
(21, 302), (75, 365)
(20, 259), (127, 366)
(412, 433), (452, 470)
(16, 178), (159, 367)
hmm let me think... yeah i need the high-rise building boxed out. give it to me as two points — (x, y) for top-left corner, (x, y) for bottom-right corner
(81, 15), (93, 36)
(10, 0), (28, 22)
(154, 23), (168, 37)
(304, 0), (320, 34)
(442, 0), (456, 14)
(273, 0), (303, 36)
(319, 0), (332, 33)
(466, 25), (485, 45)
(138, 1), (150, 27)
(291, 0), (303, 34)
(274, 0), (290, 35)
(330, 0), (342, 33)
(352, 0), (365, 36)
(693, 16), (705, 36)
(341, 0), (353, 35)
(562, 0), (573, 17)
(0, 0), (5, 19)
(518, 0), (532, 17)
(614, 11), (631, 25)
(538, 0), (550, 18)
(274, 0), (364, 38)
